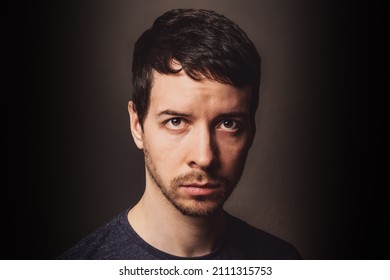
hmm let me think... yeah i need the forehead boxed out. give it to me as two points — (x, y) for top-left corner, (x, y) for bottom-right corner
(149, 70), (251, 115)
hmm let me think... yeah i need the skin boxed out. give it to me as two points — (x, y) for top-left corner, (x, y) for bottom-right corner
(127, 68), (255, 257)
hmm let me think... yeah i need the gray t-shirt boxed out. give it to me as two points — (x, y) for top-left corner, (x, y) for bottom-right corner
(58, 209), (301, 259)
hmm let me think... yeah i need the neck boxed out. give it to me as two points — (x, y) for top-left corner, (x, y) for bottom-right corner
(128, 183), (226, 257)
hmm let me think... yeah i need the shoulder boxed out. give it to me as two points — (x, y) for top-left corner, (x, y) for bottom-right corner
(57, 210), (144, 259)
(224, 213), (302, 259)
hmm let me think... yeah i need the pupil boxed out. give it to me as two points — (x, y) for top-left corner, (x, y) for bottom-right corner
(224, 120), (233, 128)
(172, 118), (181, 126)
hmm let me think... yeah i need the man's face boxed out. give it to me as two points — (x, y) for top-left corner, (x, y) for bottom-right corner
(130, 70), (254, 217)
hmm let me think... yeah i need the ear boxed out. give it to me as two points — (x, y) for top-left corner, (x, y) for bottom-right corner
(128, 101), (144, 149)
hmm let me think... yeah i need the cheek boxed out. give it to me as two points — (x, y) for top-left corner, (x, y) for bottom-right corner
(143, 129), (186, 171)
(217, 137), (249, 173)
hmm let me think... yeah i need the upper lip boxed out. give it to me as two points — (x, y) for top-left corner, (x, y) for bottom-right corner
(182, 183), (220, 188)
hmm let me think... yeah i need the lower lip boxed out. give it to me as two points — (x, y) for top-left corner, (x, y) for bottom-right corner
(182, 186), (221, 196)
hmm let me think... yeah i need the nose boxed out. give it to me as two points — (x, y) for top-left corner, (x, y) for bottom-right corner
(187, 125), (216, 170)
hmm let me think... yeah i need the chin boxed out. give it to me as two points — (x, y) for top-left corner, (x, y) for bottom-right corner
(173, 198), (225, 217)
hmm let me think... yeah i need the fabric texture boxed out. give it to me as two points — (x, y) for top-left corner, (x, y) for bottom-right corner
(58, 209), (301, 260)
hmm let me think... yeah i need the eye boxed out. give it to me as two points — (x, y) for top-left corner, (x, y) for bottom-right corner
(164, 118), (188, 130)
(218, 119), (240, 132)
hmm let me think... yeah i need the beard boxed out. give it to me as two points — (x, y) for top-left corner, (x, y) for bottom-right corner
(144, 148), (237, 217)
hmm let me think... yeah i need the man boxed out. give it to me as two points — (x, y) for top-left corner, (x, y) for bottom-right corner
(59, 8), (301, 260)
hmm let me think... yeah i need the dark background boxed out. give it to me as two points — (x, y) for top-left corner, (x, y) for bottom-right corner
(9, 0), (385, 259)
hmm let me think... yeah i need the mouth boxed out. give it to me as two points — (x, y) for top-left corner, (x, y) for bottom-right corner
(180, 183), (222, 196)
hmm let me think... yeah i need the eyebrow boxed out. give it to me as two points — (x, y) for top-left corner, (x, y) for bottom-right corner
(157, 110), (248, 119)
(216, 112), (249, 119)
(157, 110), (193, 118)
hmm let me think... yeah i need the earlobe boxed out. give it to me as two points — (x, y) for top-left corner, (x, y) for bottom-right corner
(128, 101), (144, 149)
